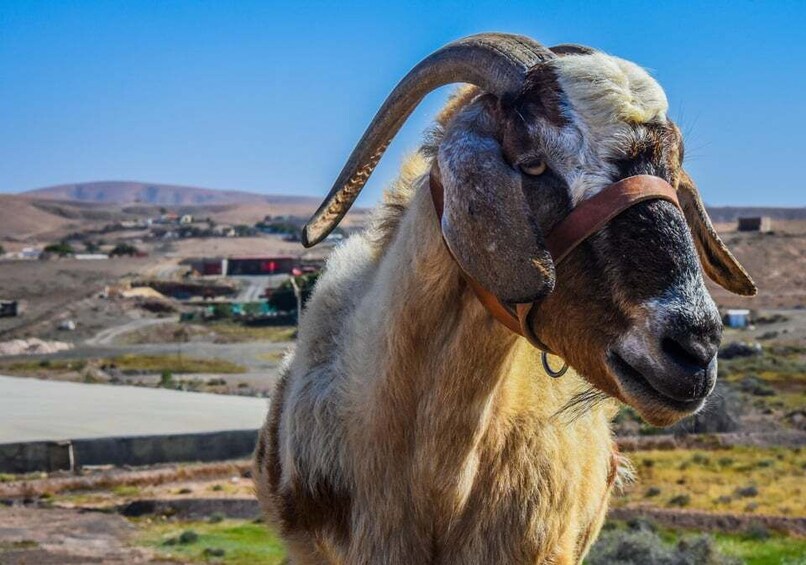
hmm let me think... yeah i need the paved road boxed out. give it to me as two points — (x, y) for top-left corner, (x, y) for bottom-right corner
(0, 375), (268, 443)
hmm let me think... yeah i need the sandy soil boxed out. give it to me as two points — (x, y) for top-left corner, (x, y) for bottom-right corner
(169, 235), (304, 258)
(0, 506), (160, 563)
(706, 229), (805, 309)
(0, 258), (156, 341)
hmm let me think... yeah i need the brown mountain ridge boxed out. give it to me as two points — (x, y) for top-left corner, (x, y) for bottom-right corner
(21, 181), (318, 207)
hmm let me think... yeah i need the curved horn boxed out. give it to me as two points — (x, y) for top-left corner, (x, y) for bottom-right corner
(302, 33), (553, 247)
(549, 43), (597, 56)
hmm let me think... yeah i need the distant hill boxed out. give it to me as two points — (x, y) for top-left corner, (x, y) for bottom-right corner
(22, 181), (804, 221)
(0, 195), (76, 239)
(1, 181), (370, 241)
(21, 181), (318, 207)
(706, 206), (806, 223)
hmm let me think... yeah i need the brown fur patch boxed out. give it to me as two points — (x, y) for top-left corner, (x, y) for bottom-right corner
(520, 63), (568, 127)
(279, 478), (352, 544)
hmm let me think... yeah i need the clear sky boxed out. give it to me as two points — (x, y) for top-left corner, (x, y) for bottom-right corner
(1, 0), (804, 207)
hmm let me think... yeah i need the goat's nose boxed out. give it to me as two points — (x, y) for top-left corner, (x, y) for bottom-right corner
(661, 333), (719, 371)
(647, 315), (721, 402)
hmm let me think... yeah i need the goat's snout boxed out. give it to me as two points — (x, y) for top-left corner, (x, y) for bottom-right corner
(608, 294), (722, 415)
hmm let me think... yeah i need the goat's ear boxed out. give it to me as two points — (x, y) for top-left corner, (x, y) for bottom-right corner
(678, 170), (757, 296)
(437, 98), (555, 304)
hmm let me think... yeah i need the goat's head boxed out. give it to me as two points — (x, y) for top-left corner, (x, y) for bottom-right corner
(303, 34), (756, 426)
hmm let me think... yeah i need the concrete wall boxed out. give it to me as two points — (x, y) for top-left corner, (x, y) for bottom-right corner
(0, 429), (258, 474)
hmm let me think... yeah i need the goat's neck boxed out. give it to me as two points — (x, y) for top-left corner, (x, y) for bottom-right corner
(343, 178), (611, 536)
(347, 179), (557, 467)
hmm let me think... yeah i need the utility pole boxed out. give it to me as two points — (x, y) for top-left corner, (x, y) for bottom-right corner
(289, 276), (302, 325)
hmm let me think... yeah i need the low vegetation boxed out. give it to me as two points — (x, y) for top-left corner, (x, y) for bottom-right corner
(587, 520), (806, 565)
(207, 323), (296, 344)
(117, 321), (296, 345)
(2, 354), (246, 376)
(135, 516), (806, 565)
(718, 343), (806, 413)
(109, 242), (140, 256)
(106, 354), (246, 374)
(43, 241), (75, 256)
(136, 519), (286, 564)
(616, 447), (805, 516)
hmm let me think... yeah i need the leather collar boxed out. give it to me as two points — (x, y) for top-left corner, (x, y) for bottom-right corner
(430, 171), (681, 352)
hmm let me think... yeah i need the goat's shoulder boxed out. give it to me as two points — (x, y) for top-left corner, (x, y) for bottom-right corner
(293, 233), (377, 372)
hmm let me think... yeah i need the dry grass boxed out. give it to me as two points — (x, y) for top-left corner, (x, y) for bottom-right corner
(116, 323), (216, 345)
(2, 354), (246, 375)
(116, 322), (296, 345)
(209, 324), (296, 344)
(0, 461), (251, 499)
(616, 447), (805, 516)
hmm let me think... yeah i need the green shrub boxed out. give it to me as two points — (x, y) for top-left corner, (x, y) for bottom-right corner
(691, 453), (710, 465)
(160, 370), (174, 387)
(644, 487), (661, 498)
(43, 241), (74, 256)
(586, 529), (739, 565)
(735, 485), (759, 498)
(669, 494), (691, 507)
(109, 242), (139, 257)
(743, 522), (771, 541)
(178, 530), (198, 544)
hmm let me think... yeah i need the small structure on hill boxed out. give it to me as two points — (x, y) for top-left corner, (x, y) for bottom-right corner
(724, 309), (751, 328)
(17, 247), (41, 260)
(737, 216), (771, 232)
(74, 253), (109, 260)
(0, 301), (18, 318)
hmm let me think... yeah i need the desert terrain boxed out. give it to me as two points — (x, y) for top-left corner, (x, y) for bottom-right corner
(0, 182), (803, 563)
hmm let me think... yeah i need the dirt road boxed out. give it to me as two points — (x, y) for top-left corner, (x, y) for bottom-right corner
(84, 316), (179, 346)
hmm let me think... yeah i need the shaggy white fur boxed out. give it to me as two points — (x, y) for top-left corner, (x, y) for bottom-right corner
(539, 53), (670, 204)
(552, 53), (668, 129)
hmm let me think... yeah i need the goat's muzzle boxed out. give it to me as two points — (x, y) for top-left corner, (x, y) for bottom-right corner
(606, 295), (722, 425)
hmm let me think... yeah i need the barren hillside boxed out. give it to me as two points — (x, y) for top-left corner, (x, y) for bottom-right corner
(21, 181), (320, 207)
(0, 195), (76, 240)
(2, 181), (371, 241)
(707, 223), (805, 309)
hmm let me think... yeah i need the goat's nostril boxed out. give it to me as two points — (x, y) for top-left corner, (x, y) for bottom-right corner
(661, 336), (716, 369)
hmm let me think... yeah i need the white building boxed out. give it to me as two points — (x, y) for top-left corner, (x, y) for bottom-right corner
(725, 309), (751, 328)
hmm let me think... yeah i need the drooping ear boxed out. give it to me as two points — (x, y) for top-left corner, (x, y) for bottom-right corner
(437, 97), (555, 304)
(678, 170), (757, 296)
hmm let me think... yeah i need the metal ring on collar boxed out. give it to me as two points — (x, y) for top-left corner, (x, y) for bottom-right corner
(541, 351), (568, 378)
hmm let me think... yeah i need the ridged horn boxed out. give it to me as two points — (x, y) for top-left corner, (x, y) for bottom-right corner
(302, 33), (553, 247)
(549, 43), (597, 57)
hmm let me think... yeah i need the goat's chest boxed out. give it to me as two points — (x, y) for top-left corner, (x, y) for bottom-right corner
(430, 425), (618, 564)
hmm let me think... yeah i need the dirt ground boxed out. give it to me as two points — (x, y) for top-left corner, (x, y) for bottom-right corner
(0, 506), (160, 564)
(0, 461), (252, 563)
(0, 258), (155, 341)
(706, 223), (805, 309)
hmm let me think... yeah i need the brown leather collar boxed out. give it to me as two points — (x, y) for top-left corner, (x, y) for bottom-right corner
(430, 172), (681, 352)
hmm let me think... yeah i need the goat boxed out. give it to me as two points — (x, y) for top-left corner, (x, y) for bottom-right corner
(254, 33), (755, 564)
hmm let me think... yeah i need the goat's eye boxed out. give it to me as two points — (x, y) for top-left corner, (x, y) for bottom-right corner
(519, 160), (547, 176)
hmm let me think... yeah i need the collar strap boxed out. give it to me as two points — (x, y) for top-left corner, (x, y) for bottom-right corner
(545, 174), (680, 264)
(430, 172), (681, 351)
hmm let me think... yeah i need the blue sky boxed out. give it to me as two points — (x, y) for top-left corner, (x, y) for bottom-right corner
(1, 0), (804, 207)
